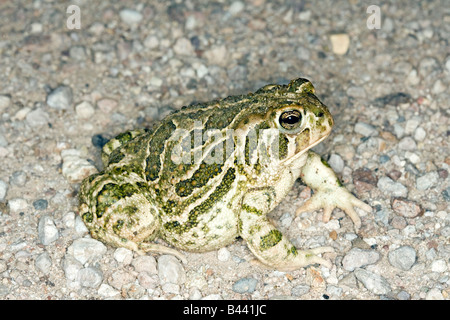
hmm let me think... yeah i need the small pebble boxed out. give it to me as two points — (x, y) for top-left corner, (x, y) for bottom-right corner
(0, 180), (8, 200)
(354, 268), (391, 295)
(119, 9), (143, 25)
(61, 254), (83, 281)
(232, 277), (258, 294)
(158, 255), (186, 285)
(430, 260), (447, 273)
(46, 85), (73, 110)
(342, 248), (380, 271)
(353, 167), (378, 193)
(67, 238), (107, 265)
(354, 122), (377, 136)
(426, 288), (444, 300)
(390, 216), (407, 229)
(391, 198), (423, 218)
(416, 171), (439, 190)
(0, 95), (11, 111)
(33, 199), (48, 211)
(109, 270), (136, 290)
(38, 215), (59, 245)
(25, 108), (50, 127)
(217, 247), (231, 262)
(78, 267), (103, 288)
(35, 251), (52, 274)
(10, 171), (27, 187)
(132, 255), (157, 274)
(75, 101), (95, 118)
(114, 247), (133, 265)
(61, 149), (98, 183)
(97, 98), (118, 113)
(328, 154), (344, 173)
(291, 284), (310, 297)
(377, 176), (408, 197)
(398, 136), (417, 151)
(8, 198), (28, 213)
(388, 246), (417, 270)
(98, 284), (120, 298)
(229, 1), (245, 15)
(173, 37), (195, 56)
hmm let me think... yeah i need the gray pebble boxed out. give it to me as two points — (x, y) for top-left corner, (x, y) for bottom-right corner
(35, 251), (52, 274)
(78, 267), (103, 288)
(98, 284), (120, 298)
(75, 101), (95, 119)
(327, 285), (343, 297)
(67, 238), (107, 265)
(69, 46), (87, 61)
(342, 248), (381, 271)
(354, 122), (378, 137)
(109, 270), (136, 290)
(388, 246), (417, 270)
(38, 215), (59, 245)
(0, 179), (8, 201)
(132, 255), (157, 274)
(232, 277), (258, 294)
(0, 95), (11, 111)
(442, 187), (450, 202)
(377, 176), (408, 197)
(10, 170), (27, 187)
(291, 284), (310, 297)
(328, 154), (344, 173)
(74, 215), (89, 235)
(398, 136), (417, 151)
(416, 171), (439, 190)
(46, 85), (73, 110)
(0, 133), (7, 147)
(158, 254), (186, 285)
(61, 254), (83, 281)
(25, 108), (50, 127)
(0, 259), (7, 273)
(397, 290), (411, 300)
(354, 268), (391, 295)
(33, 199), (48, 211)
(0, 284), (9, 297)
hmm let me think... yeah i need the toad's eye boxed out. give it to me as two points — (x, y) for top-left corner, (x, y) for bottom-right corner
(279, 110), (302, 130)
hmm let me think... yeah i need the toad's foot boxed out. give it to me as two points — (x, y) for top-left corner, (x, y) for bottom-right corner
(296, 187), (372, 229)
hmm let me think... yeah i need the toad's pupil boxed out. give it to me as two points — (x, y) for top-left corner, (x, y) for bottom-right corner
(284, 115), (299, 124)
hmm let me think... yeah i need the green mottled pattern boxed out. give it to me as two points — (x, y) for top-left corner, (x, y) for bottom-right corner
(164, 167), (236, 234)
(145, 120), (176, 181)
(95, 182), (137, 218)
(260, 229), (283, 250)
(175, 163), (223, 197)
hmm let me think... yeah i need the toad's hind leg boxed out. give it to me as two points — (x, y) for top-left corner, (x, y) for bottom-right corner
(80, 174), (186, 263)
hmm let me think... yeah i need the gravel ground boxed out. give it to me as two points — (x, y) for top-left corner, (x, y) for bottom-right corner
(0, 0), (448, 300)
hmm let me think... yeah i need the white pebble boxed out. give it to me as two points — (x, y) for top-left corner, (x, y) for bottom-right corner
(431, 260), (447, 273)
(158, 255), (186, 285)
(67, 238), (107, 265)
(119, 9), (143, 25)
(46, 85), (73, 110)
(75, 101), (95, 119)
(114, 247), (133, 265)
(414, 127), (426, 141)
(0, 180), (8, 201)
(38, 215), (59, 245)
(217, 247), (231, 262)
(8, 198), (28, 213)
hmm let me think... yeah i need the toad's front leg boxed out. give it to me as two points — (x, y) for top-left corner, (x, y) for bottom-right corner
(296, 151), (372, 229)
(238, 189), (333, 271)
